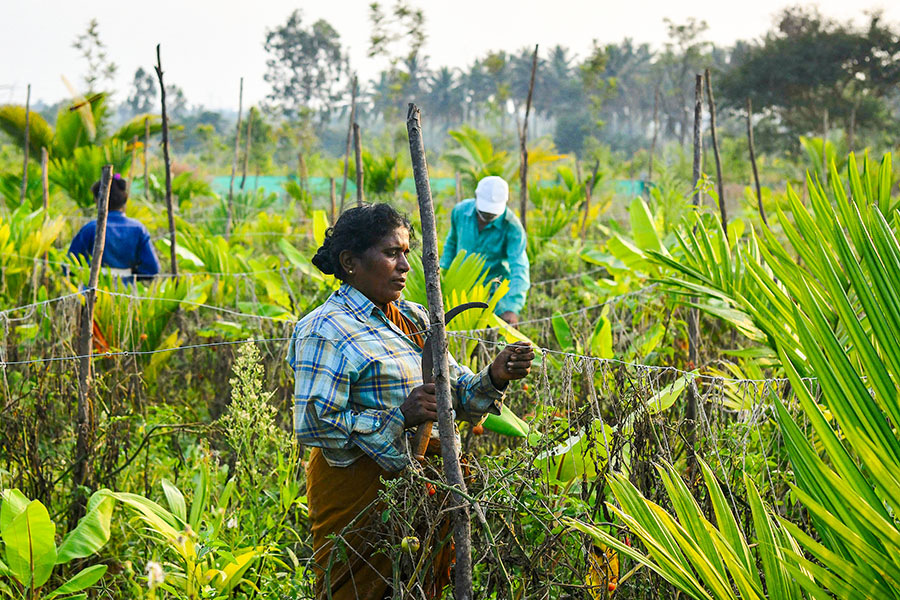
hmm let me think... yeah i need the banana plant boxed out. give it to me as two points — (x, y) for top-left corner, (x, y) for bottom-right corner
(0, 488), (113, 599)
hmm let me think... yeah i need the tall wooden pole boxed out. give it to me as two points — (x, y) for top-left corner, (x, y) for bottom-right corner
(143, 117), (150, 201)
(240, 107), (253, 190)
(406, 103), (473, 600)
(519, 45), (538, 233)
(71, 164), (112, 525)
(455, 171), (463, 204)
(155, 44), (178, 278)
(339, 76), (357, 213)
(20, 84), (31, 205)
(686, 75), (703, 479)
(746, 99), (766, 225)
(704, 69), (727, 239)
(226, 77), (244, 239)
(648, 86), (659, 182)
(353, 122), (364, 207)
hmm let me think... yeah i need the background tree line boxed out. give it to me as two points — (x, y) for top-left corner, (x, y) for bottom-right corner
(15, 3), (900, 174)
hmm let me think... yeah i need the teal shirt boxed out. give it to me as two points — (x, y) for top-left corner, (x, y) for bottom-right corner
(440, 199), (530, 315)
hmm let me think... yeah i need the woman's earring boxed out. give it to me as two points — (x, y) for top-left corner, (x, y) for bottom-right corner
(348, 269), (353, 274)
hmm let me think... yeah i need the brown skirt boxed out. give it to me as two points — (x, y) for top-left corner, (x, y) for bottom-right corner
(307, 448), (396, 600)
(306, 448), (454, 599)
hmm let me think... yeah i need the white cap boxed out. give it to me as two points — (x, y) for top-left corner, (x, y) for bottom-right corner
(475, 176), (509, 215)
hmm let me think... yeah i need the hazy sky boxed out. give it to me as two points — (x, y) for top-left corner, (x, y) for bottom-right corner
(3, 0), (897, 110)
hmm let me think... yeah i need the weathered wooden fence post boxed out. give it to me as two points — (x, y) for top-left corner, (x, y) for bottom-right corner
(71, 164), (112, 525)
(704, 69), (727, 239)
(240, 107), (253, 190)
(155, 44), (178, 278)
(353, 123), (364, 207)
(746, 99), (767, 225)
(518, 45), (538, 233)
(686, 74), (703, 478)
(406, 103), (474, 600)
(339, 75), (357, 214)
(226, 77), (244, 239)
(20, 83), (31, 204)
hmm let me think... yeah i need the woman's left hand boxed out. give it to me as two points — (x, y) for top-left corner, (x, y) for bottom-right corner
(490, 342), (535, 387)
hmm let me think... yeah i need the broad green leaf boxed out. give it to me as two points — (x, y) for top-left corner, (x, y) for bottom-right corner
(160, 479), (187, 524)
(57, 493), (113, 564)
(551, 312), (575, 353)
(0, 489), (29, 536)
(646, 375), (693, 414)
(629, 197), (663, 254)
(4, 500), (57, 589)
(46, 564), (107, 598)
(589, 315), (613, 359)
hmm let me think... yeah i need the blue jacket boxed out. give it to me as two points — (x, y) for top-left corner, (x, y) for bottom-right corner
(440, 199), (530, 315)
(68, 211), (160, 281)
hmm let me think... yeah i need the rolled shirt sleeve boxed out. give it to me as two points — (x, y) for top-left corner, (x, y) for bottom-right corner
(290, 334), (409, 472)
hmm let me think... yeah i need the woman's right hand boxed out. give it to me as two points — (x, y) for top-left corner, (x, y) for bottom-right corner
(400, 383), (437, 427)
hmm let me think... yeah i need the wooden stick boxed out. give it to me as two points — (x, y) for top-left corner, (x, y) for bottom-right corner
(519, 45), (538, 233)
(686, 74), (702, 480)
(455, 171), (463, 204)
(40, 146), (50, 287)
(746, 99), (766, 225)
(339, 76), (357, 213)
(143, 117), (150, 201)
(406, 103), (474, 600)
(704, 69), (727, 239)
(353, 122), (364, 207)
(648, 86), (659, 182)
(71, 163), (113, 523)
(155, 44), (178, 279)
(41, 147), (49, 216)
(21, 84), (31, 205)
(329, 177), (336, 224)
(240, 107), (253, 190)
(691, 75), (703, 210)
(226, 77), (243, 239)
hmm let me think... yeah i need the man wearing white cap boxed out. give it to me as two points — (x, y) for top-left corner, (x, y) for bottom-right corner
(441, 175), (530, 326)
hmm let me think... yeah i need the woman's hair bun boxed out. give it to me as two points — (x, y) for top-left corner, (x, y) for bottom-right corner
(308, 204), (412, 281)
(311, 232), (337, 275)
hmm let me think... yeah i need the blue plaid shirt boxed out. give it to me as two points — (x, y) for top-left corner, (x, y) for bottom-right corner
(288, 284), (503, 472)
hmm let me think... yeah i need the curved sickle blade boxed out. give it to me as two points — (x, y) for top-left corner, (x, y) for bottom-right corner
(411, 301), (489, 463)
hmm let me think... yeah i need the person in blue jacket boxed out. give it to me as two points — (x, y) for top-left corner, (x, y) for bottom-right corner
(68, 174), (160, 283)
(440, 176), (530, 326)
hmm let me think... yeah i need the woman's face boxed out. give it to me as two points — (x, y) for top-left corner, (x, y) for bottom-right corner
(341, 227), (411, 309)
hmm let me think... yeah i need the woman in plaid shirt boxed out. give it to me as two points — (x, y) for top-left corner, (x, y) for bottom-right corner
(288, 204), (534, 599)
